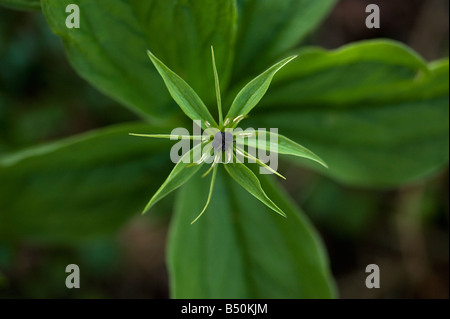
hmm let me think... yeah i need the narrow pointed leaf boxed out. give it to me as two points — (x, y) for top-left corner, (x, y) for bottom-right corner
(224, 163), (285, 217)
(234, 145), (286, 179)
(211, 46), (223, 127)
(143, 143), (204, 213)
(237, 131), (328, 168)
(129, 133), (204, 140)
(147, 50), (217, 128)
(226, 55), (297, 123)
(191, 165), (218, 224)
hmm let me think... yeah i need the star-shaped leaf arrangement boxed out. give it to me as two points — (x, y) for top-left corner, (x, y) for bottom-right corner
(131, 47), (328, 223)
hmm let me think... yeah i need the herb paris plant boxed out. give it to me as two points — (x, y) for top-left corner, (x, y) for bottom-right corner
(1, 0), (447, 300)
(131, 47), (327, 223)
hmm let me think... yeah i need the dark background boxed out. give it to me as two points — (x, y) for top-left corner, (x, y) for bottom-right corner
(0, 0), (448, 298)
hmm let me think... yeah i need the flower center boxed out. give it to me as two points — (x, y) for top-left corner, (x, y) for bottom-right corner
(212, 131), (233, 152)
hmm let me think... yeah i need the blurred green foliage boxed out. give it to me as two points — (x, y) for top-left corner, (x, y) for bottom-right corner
(0, 0), (448, 299)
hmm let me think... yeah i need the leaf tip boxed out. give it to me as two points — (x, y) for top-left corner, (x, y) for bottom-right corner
(283, 55), (298, 67)
(276, 208), (287, 218)
(142, 199), (156, 215)
(316, 158), (329, 169)
(146, 49), (157, 63)
(277, 206), (287, 218)
(283, 54), (298, 66)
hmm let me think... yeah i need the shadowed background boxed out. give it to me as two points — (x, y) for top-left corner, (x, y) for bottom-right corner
(0, 0), (448, 298)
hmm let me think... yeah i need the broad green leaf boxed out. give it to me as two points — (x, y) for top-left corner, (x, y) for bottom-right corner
(248, 40), (449, 186)
(130, 0), (237, 105)
(237, 130), (328, 168)
(225, 55), (297, 122)
(168, 167), (336, 298)
(147, 50), (217, 128)
(143, 143), (204, 214)
(0, 0), (40, 11)
(0, 123), (174, 243)
(259, 40), (430, 107)
(41, 0), (237, 120)
(233, 0), (336, 78)
(224, 163), (285, 217)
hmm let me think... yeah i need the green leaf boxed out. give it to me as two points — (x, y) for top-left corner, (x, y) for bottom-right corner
(211, 46), (224, 127)
(191, 165), (218, 224)
(224, 163), (285, 217)
(147, 50), (217, 128)
(0, 0), (40, 11)
(234, 145), (286, 180)
(238, 130), (328, 168)
(143, 143), (204, 214)
(168, 167), (336, 298)
(225, 55), (297, 122)
(249, 40), (449, 186)
(129, 133), (204, 140)
(302, 177), (380, 238)
(131, 0), (237, 104)
(0, 123), (174, 243)
(41, 0), (237, 120)
(233, 0), (336, 78)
